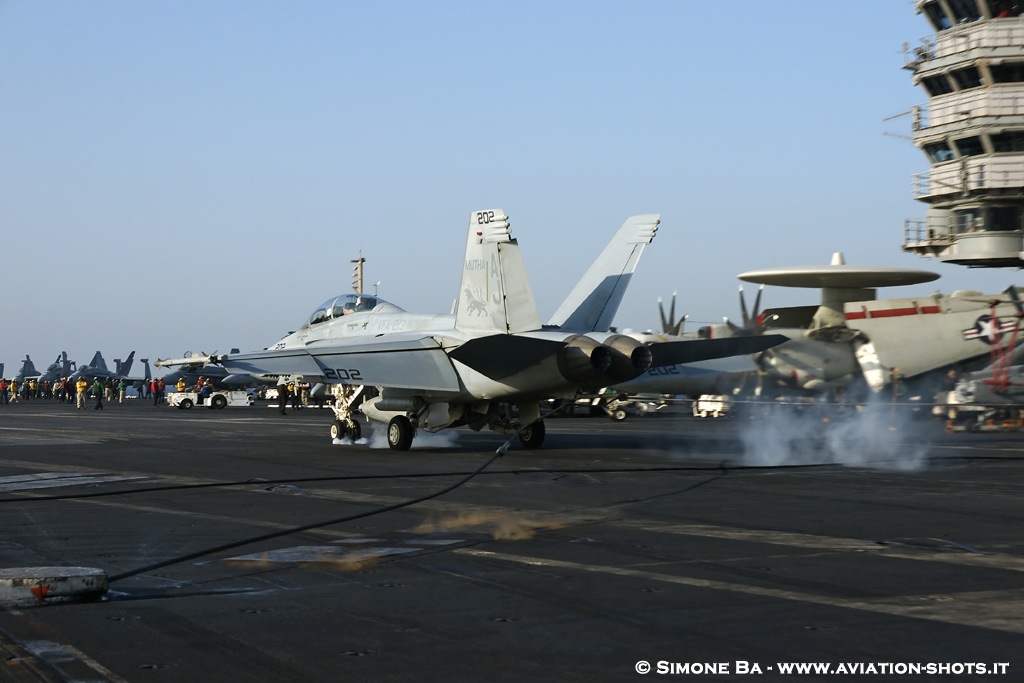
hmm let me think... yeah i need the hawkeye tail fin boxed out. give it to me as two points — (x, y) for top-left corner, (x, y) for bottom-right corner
(455, 209), (541, 335)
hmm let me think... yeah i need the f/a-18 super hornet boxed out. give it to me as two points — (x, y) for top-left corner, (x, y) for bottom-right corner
(159, 209), (783, 449)
(69, 351), (152, 389)
(15, 356), (41, 382)
(157, 350), (272, 390)
(38, 352), (75, 382)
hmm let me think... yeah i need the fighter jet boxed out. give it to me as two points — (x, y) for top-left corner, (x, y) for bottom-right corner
(15, 356), (41, 382)
(69, 351), (152, 389)
(161, 214), (664, 398)
(38, 352), (76, 382)
(160, 209), (783, 449)
(69, 351), (124, 381)
(158, 350), (268, 389)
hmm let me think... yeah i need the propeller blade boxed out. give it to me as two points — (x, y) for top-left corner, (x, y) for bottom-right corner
(1006, 286), (1024, 315)
(738, 286), (750, 327)
(751, 284), (764, 326)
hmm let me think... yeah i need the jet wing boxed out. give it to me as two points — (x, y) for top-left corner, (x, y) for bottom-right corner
(215, 334), (464, 392)
(649, 334), (788, 367)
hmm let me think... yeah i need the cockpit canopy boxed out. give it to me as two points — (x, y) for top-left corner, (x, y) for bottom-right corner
(302, 293), (403, 328)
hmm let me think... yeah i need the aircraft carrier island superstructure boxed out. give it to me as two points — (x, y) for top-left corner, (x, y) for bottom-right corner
(902, 0), (1024, 266)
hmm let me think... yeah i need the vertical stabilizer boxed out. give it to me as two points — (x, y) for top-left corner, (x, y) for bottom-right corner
(115, 351), (136, 376)
(89, 352), (108, 373)
(60, 352), (73, 377)
(455, 209), (542, 334)
(16, 356), (39, 380)
(547, 214), (660, 331)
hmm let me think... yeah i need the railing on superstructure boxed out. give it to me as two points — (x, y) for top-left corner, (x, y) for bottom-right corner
(903, 20), (1024, 68)
(913, 158), (1024, 199)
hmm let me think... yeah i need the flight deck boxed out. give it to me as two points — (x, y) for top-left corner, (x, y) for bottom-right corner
(0, 400), (1020, 681)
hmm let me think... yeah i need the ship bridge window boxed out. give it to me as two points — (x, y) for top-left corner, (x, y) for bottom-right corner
(947, 0), (981, 23)
(990, 1), (1022, 17)
(954, 206), (1020, 232)
(989, 62), (1024, 83)
(924, 141), (956, 162)
(951, 66), (982, 90)
(923, 1), (952, 30)
(991, 131), (1024, 152)
(954, 135), (984, 156)
(922, 75), (954, 96)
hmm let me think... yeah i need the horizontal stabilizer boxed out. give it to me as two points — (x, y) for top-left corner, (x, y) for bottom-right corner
(448, 334), (571, 380)
(650, 334), (788, 367)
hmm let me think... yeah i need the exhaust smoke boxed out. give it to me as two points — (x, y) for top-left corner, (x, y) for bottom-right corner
(739, 397), (929, 471)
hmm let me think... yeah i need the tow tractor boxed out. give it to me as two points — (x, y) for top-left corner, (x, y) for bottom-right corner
(692, 394), (731, 418)
(167, 390), (254, 410)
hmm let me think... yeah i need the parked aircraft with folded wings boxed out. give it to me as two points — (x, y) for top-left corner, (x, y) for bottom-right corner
(15, 356), (41, 382)
(69, 351), (152, 388)
(159, 209), (783, 449)
(157, 350), (273, 389)
(39, 352), (75, 382)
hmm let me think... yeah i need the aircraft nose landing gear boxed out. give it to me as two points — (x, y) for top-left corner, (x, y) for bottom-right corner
(330, 419), (362, 441)
(328, 384), (367, 443)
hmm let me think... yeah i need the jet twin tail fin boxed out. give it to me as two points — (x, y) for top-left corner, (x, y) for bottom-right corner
(87, 351), (108, 373)
(547, 214), (660, 332)
(17, 356), (38, 380)
(114, 351), (136, 376)
(455, 209), (542, 335)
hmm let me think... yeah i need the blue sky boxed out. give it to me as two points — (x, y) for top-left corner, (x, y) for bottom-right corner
(2, 0), (1017, 375)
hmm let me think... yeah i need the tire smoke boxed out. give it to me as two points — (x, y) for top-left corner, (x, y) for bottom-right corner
(739, 398), (930, 471)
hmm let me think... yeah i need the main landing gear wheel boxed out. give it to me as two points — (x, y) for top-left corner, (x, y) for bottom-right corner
(611, 408), (627, 421)
(518, 419), (545, 449)
(330, 420), (346, 440)
(387, 416), (414, 451)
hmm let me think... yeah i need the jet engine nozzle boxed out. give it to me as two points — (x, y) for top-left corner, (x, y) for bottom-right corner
(557, 335), (612, 385)
(601, 334), (654, 383)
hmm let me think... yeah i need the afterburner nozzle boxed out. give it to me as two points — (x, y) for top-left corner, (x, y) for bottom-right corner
(557, 335), (612, 385)
(601, 334), (654, 383)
